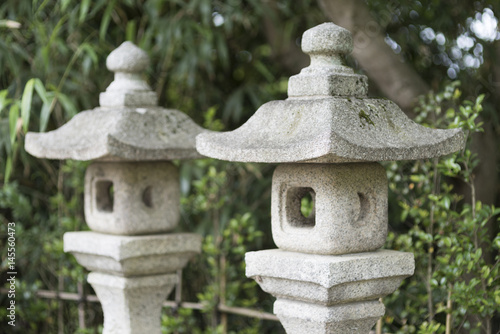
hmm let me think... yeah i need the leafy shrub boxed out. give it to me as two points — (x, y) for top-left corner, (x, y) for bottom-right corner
(384, 82), (500, 333)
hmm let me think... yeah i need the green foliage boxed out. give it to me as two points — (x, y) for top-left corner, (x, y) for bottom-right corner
(162, 308), (201, 334)
(175, 156), (279, 333)
(198, 212), (262, 308)
(0, 0), (306, 332)
(175, 213), (265, 333)
(384, 82), (500, 333)
(0, 159), (89, 333)
(1, 0), (499, 333)
(300, 191), (314, 218)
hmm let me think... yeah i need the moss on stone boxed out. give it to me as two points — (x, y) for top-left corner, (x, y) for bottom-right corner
(359, 109), (375, 126)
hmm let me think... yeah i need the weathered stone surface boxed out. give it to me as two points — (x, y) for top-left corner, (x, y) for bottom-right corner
(289, 74), (368, 98)
(88, 272), (176, 334)
(84, 161), (180, 235)
(272, 163), (387, 254)
(100, 42), (157, 107)
(301, 22), (353, 55)
(196, 97), (465, 163)
(196, 23), (465, 163)
(246, 249), (414, 304)
(275, 299), (385, 334)
(64, 231), (202, 276)
(106, 41), (150, 74)
(289, 23), (368, 98)
(25, 107), (207, 161)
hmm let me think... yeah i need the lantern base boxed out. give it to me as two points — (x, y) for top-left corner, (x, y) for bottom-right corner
(246, 249), (414, 333)
(88, 272), (176, 334)
(276, 299), (384, 334)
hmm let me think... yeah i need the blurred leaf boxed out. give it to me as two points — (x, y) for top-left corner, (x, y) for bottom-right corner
(21, 78), (35, 133)
(9, 103), (19, 146)
(79, 0), (91, 23)
(39, 97), (54, 132)
(99, 0), (116, 41)
(0, 90), (11, 114)
(5, 155), (12, 182)
(33, 78), (47, 104)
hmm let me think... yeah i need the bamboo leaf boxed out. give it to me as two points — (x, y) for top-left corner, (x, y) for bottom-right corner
(56, 92), (78, 118)
(100, 0), (116, 41)
(79, 0), (91, 23)
(126, 19), (137, 42)
(80, 43), (98, 65)
(5, 156), (12, 183)
(0, 90), (11, 114)
(33, 78), (48, 104)
(21, 79), (35, 133)
(39, 97), (54, 132)
(9, 104), (19, 146)
(61, 0), (71, 11)
(254, 60), (274, 82)
(48, 16), (68, 46)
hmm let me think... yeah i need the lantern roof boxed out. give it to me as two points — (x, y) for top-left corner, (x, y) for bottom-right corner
(196, 23), (464, 163)
(26, 42), (206, 161)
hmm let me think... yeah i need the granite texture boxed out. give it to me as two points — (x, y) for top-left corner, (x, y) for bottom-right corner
(64, 231), (202, 276)
(246, 249), (414, 302)
(25, 41), (208, 161)
(84, 161), (180, 235)
(88, 272), (176, 334)
(275, 299), (385, 334)
(301, 23), (353, 55)
(258, 275), (406, 306)
(247, 249), (413, 333)
(196, 23), (465, 163)
(289, 23), (368, 98)
(100, 42), (157, 107)
(25, 106), (207, 161)
(196, 97), (465, 163)
(271, 163), (387, 254)
(106, 41), (149, 73)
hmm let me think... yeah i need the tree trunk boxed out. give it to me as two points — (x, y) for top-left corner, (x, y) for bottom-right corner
(317, 0), (430, 114)
(262, 2), (309, 75)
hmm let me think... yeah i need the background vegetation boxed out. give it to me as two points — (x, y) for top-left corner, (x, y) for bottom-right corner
(0, 0), (499, 333)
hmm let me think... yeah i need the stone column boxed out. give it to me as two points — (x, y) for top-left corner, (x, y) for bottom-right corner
(196, 23), (465, 333)
(26, 42), (209, 334)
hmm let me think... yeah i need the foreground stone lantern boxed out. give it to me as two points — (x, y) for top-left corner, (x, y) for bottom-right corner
(197, 23), (465, 333)
(25, 42), (205, 334)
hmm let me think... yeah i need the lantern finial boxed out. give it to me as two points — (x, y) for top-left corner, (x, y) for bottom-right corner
(100, 41), (158, 107)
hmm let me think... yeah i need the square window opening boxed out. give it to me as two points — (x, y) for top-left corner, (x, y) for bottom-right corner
(286, 187), (316, 228)
(95, 180), (114, 213)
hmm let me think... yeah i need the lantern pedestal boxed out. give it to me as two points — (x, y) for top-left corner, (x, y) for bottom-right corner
(246, 249), (414, 334)
(26, 41), (207, 333)
(64, 231), (202, 334)
(88, 273), (176, 334)
(275, 300), (384, 334)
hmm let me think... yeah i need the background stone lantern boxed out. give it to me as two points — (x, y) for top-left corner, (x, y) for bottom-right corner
(197, 23), (465, 333)
(25, 42), (205, 334)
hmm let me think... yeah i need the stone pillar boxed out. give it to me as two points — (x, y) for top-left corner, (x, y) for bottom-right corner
(196, 23), (465, 333)
(26, 42), (209, 334)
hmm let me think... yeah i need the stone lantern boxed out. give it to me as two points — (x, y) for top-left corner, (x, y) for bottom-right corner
(196, 23), (465, 333)
(25, 42), (205, 334)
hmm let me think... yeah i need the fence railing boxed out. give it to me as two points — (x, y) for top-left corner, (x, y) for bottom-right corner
(0, 268), (278, 332)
